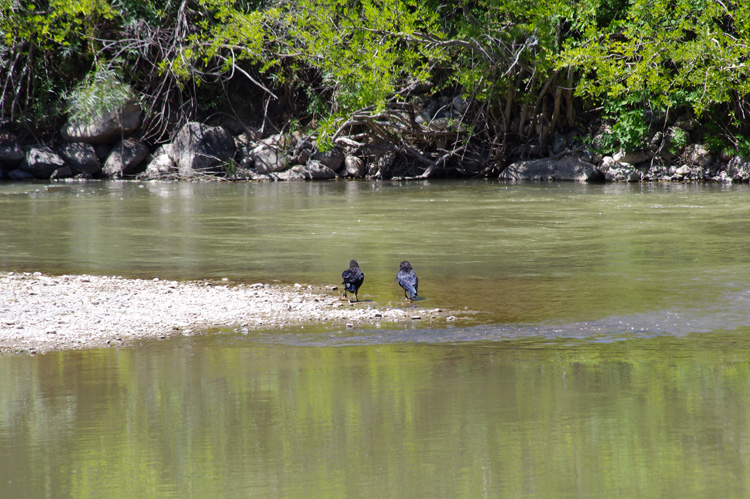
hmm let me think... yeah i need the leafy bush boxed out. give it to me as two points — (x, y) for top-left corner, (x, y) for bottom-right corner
(64, 65), (134, 123)
(668, 127), (689, 156)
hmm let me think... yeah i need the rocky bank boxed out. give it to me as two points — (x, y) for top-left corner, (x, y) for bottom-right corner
(4, 98), (750, 183)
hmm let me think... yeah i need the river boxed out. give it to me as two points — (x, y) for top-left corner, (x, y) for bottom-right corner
(2, 180), (750, 497)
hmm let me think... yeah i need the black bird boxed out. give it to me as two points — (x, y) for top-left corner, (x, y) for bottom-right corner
(397, 261), (418, 300)
(342, 259), (364, 301)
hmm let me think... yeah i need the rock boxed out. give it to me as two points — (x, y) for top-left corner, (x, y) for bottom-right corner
(674, 165), (691, 176)
(250, 143), (286, 174)
(59, 142), (102, 175)
(552, 133), (567, 155)
(170, 122), (236, 177)
(305, 160), (337, 179)
(601, 157), (642, 182)
(20, 146), (66, 179)
(613, 149), (652, 165)
(684, 144), (713, 167)
(725, 156), (750, 182)
(260, 133), (289, 148)
(141, 148), (177, 179)
(499, 154), (597, 182)
(642, 164), (672, 181)
(94, 144), (113, 161)
(288, 136), (314, 166)
(344, 155), (366, 178)
(452, 95), (469, 115)
(234, 132), (256, 164)
(61, 100), (141, 144)
(102, 138), (149, 177)
(0, 132), (24, 167)
(276, 165), (310, 181)
(7, 169), (35, 180)
(310, 147), (344, 172)
(50, 166), (75, 179)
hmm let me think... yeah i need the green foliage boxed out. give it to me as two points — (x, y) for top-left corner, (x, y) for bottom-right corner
(596, 98), (650, 154)
(668, 127), (689, 156)
(268, 0), (446, 138)
(3, 0), (750, 154)
(65, 64), (134, 122)
(558, 0), (750, 126)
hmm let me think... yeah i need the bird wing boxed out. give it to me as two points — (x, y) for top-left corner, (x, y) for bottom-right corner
(398, 270), (418, 296)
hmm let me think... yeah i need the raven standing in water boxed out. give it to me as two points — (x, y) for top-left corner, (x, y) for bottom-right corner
(397, 261), (418, 300)
(342, 259), (364, 302)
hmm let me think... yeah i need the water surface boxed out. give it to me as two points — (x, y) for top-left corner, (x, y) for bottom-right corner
(3, 180), (750, 497)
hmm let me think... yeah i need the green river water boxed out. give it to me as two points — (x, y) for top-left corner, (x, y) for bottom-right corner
(3, 180), (750, 497)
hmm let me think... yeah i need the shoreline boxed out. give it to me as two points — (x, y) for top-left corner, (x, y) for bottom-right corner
(0, 272), (452, 355)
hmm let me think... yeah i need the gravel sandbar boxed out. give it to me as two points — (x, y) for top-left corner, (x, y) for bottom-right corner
(0, 272), (450, 355)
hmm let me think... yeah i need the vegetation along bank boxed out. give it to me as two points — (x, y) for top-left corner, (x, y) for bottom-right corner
(3, 1), (750, 183)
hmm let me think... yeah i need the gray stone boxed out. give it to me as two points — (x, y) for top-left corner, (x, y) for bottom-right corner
(499, 155), (596, 182)
(685, 144), (713, 167)
(603, 160), (642, 182)
(61, 100), (141, 144)
(310, 147), (344, 172)
(0, 132), (24, 166)
(613, 149), (652, 165)
(20, 146), (66, 179)
(600, 156), (641, 182)
(102, 138), (149, 177)
(344, 156), (366, 178)
(59, 142), (101, 175)
(250, 143), (286, 174)
(725, 156), (750, 182)
(171, 122), (236, 176)
(674, 165), (691, 176)
(141, 150), (177, 179)
(234, 133), (256, 162)
(276, 165), (309, 181)
(305, 160), (337, 179)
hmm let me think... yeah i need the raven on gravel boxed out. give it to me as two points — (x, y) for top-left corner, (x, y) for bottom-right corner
(342, 259), (364, 301)
(397, 261), (418, 300)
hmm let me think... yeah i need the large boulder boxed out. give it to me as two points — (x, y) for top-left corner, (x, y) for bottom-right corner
(601, 157), (642, 182)
(684, 144), (713, 167)
(344, 155), (366, 178)
(310, 147), (344, 172)
(102, 138), (149, 177)
(725, 156), (750, 182)
(61, 100), (141, 144)
(249, 143), (286, 174)
(170, 122), (236, 176)
(20, 146), (66, 179)
(499, 155), (597, 182)
(0, 132), (24, 167)
(59, 142), (102, 176)
(304, 160), (337, 179)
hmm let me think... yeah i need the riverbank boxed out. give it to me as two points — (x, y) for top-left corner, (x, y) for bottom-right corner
(0, 272), (451, 355)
